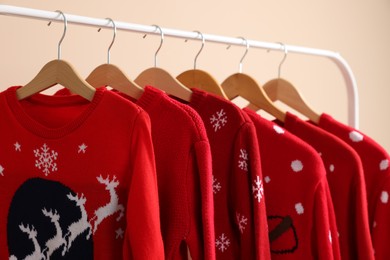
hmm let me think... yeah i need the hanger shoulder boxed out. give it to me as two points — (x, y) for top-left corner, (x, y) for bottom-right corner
(86, 64), (143, 99)
(16, 60), (58, 100)
(177, 69), (228, 99)
(16, 59), (96, 101)
(135, 67), (192, 102)
(57, 61), (96, 101)
(263, 78), (320, 123)
(222, 73), (286, 121)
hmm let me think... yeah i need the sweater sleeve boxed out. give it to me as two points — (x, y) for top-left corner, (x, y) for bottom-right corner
(186, 140), (216, 260)
(232, 122), (270, 260)
(352, 170), (374, 259)
(324, 181), (341, 260)
(371, 176), (390, 260)
(123, 111), (164, 259)
(313, 177), (336, 260)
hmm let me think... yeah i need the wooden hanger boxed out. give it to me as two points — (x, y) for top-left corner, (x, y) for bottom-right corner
(16, 11), (95, 101)
(87, 64), (143, 99)
(223, 73), (286, 121)
(177, 69), (228, 99)
(262, 43), (320, 123)
(86, 18), (143, 99)
(221, 37), (286, 121)
(135, 25), (192, 102)
(177, 31), (228, 99)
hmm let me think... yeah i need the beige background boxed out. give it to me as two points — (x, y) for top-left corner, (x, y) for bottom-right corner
(0, 0), (389, 152)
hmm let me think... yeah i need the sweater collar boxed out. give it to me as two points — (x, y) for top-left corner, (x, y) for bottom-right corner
(5, 86), (105, 139)
(136, 85), (166, 113)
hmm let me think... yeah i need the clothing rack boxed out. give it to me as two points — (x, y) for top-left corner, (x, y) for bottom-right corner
(0, 4), (359, 128)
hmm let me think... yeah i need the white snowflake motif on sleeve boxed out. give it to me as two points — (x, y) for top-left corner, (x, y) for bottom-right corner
(212, 175), (222, 194)
(295, 202), (304, 215)
(0, 164), (4, 177)
(14, 142), (21, 152)
(216, 233), (230, 252)
(78, 143), (88, 154)
(238, 149), (249, 172)
(115, 228), (124, 239)
(252, 175), (264, 203)
(210, 109), (228, 132)
(34, 143), (58, 176)
(236, 212), (248, 234)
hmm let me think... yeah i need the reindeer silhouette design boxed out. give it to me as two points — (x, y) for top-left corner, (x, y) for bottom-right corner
(64, 192), (92, 251)
(41, 208), (67, 258)
(90, 175), (125, 234)
(10, 223), (45, 260)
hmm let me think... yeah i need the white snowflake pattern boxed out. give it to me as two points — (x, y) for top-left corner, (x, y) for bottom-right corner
(291, 160), (303, 172)
(210, 109), (228, 132)
(380, 159), (389, 171)
(34, 143), (58, 176)
(0, 164), (4, 176)
(349, 130), (364, 142)
(115, 228), (124, 239)
(295, 203), (304, 215)
(236, 212), (248, 234)
(238, 149), (248, 172)
(252, 175), (264, 203)
(381, 191), (389, 204)
(14, 142), (21, 152)
(78, 143), (88, 154)
(212, 175), (221, 194)
(216, 233), (230, 252)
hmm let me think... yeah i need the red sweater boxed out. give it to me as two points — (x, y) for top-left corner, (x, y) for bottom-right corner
(280, 112), (373, 260)
(187, 89), (270, 260)
(0, 87), (164, 259)
(56, 86), (216, 259)
(131, 86), (215, 260)
(245, 109), (339, 259)
(318, 113), (390, 259)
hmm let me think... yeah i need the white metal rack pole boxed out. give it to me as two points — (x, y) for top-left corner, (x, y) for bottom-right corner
(0, 4), (359, 128)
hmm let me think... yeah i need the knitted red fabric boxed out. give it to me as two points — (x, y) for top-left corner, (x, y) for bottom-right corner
(0, 87), (164, 259)
(281, 112), (373, 260)
(188, 89), (270, 260)
(245, 109), (339, 259)
(319, 113), (390, 259)
(135, 86), (215, 260)
(56, 86), (216, 260)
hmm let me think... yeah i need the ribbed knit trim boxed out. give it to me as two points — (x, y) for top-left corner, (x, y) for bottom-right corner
(136, 86), (165, 114)
(280, 111), (298, 129)
(188, 88), (208, 110)
(318, 113), (335, 129)
(5, 86), (105, 139)
(169, 99), (207, 141)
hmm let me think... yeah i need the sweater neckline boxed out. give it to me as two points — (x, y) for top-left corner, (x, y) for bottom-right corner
(5, 86), (105, 139)
(136, 86), (165, 113)
(188, 88), (209, 109)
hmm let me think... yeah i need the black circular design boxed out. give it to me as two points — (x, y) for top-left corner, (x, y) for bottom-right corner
(7, 178), (93, 259)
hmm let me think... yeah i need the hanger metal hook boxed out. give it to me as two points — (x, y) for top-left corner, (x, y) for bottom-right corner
(238, 37), (249, 73)
(193, 31), (205, 70)
(50, 10), (67, 60)
(101, 18), (117, 64)
(151, 24), (164, 67)
(277, 42), (288, 78)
